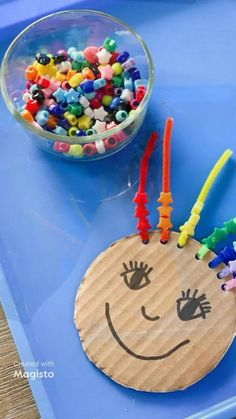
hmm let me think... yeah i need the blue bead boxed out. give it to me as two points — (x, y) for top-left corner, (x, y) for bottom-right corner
(116, 51), (129, 64)
(85, 92), (96, 100)
(80, 79), (94, 93)
(76, 86), (83, 95)
(71, 51), (84, 62)
(53, 126), (67, 135)
(76, 130), (86, 137)
(134, 79), (148, 89)
(48, 104), (63, 117)
(59, 118), (70, 130)
(35, 110), (49, 126)
(109, 96), (120, 110)
(124, 77), (133, 91)
(94, 78), (106, 90)
(67, 47), (77, 57)
(29, 84), (40, 94)
(52, 88), (66, 103)
(130, 69), (141, 81)
(59, 101), (69, 112)
(64, 88), (80, 104)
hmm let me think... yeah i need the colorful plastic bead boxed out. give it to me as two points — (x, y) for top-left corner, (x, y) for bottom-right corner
(65, 88), (80, 104)
(115, 110), (128, 122)
(53, 142), (70, 153)
(82, 67), (95, 80)
(97, 48), (111, 65)
(95, 140), (106, 154)
(57, 61), (72, 73)
(130, 99), (139, 109)
(109, 96), (120, 110)
(80, 79), (94, 93)
(83, 143), (97, 156)
(111, 76), (123, 87)
(84, 107), (94, 119)
(124, 77), (133, 90)
(35, 53), (50, 65)
(93, 120), (106, 133)
(122, 58), (136, 71)
(71, 51), (84, 63)
(77, 114), (92, 131)
(93, 78), (106, 90)
(102, 95), (113, 107)
(25, 99), (40, 114)
(86, 128), (97, 136)
(103, 37), (117, 52)
(90, 97), (101, 109)
(112, 63), (123, 75)
(21, 109), (34, 123)
(94, 106), (108, 121)
(120, 88), (134, 102)
(116, 51), (129, 64)
(68, 103), (83, 116)
(104, 136), (119, 149)
(79, 96), (90, 108)
(83, 46), (98, 64)
(25, 65), (38, 81)
(35, 110), (49, 126)
(53, 88), (65, 103)
(99, 65), (113, 80)
(67, 144), (84, 157)
(68, 127), (78, 136)
(53, 126), (67, 136)
(64, 112), (78, 126)
(68, 73), (83, 88)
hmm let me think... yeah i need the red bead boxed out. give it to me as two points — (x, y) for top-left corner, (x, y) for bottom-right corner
(38, 77), (50, 88)
(90, 97), (101, 109)
(25, 99), (40, 114)
(135, 86), (146, 103)
(103, 83), (114, 96)
(95, 91), (103, 101)
(83, 143), (97, 156)
(110, 52), (119, 64)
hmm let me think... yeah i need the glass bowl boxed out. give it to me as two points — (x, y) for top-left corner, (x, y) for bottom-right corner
(0, 10), (154, 161)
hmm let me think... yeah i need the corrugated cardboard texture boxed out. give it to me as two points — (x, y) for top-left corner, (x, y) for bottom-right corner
(74, 231), (236, 392)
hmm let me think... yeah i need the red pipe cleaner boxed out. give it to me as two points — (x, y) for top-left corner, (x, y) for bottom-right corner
(133, 132), (158, 244)
(157, 117), (174, 244)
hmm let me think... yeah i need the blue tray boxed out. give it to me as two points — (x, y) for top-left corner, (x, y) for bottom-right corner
(0, 1), (236, 418)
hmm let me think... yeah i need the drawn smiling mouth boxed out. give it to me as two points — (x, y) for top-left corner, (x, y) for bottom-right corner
(105, 303), (190, 360)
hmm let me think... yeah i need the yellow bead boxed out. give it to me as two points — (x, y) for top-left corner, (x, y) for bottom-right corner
(36, 63), (47, 76)
(112, 62), (122, 75)
(68, 127), (78, 136)
(102, 95), (113, 106)
(64, 112), (78, 126)
(68, 144), (83, 157)
(45, 65), (57, 77)
(77, 114), (92, 131)
(55, 71), (66, 82)
(68, 73), (83, 88)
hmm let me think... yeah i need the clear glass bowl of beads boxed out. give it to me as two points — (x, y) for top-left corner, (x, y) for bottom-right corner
(0, 10), (154, 161)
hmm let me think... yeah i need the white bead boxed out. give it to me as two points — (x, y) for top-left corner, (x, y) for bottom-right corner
(57, 61), (71, 73)
(22, 92), (32, 102)
(96, 48), (111, 65)
(95, 140), (106, 154)
(94, 106), (108, 121)
(120, 89), (134, 102)
(79, 96), (90, 108)
(93, 120), (107, 133)
(122, 58), (136, 71)
(84, 107), (94, 119)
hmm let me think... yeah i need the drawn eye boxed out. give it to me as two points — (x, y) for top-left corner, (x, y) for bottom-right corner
(176, 289), (212, 321)
(120, 261), (153, 290)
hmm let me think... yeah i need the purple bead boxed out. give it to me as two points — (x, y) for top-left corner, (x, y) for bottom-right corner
(26, 81), (33, 89)
(48, 104), (62, 117)
(130, 69), (141, 81)
(116, 51), (129, 64)
(59, 118), (70, 130)
(80, 79), (94, 94)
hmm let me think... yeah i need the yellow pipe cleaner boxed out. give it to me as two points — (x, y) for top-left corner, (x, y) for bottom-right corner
(177, 149), (233, 248)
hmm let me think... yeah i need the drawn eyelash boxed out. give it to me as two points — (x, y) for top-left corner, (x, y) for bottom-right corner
(176, 289), (212, 321)
(120, 261), (153, 290)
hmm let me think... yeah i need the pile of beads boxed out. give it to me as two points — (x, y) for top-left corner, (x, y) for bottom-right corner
(21, 38), (147, 158)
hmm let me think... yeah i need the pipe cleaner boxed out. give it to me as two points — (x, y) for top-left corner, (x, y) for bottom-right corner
(133, 132), (158, 244)
(177, 149), (232, 248)
(196, 217), (236, 259)
(157, 117), (174, 243)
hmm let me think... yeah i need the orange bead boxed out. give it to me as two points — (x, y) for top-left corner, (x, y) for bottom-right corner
(46, 114), (58, 129)
(82, 67), (95, 80)
(66, 69), (77, 81)
(21, 109), (34, 123)
(25, 65), (38, 81)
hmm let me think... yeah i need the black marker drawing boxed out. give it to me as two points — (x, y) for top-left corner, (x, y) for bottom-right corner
(105, 302), (190, 360)
(176, 289), (212, 321)
(141, 306), (160, 321)
(120, 261), (153, 290)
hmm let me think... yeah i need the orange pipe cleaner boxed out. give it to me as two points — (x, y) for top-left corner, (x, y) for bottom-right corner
(133, 132), (158, 244)
(157, 118), (174, 243)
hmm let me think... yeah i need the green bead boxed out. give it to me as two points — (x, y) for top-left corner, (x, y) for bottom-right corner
(81, 60), (91, 69)
(102, 95), (113, 106)
(103, 37), (117, 52)
(86, 128), (97, 136)
(68, 103), (83, 116)
(111, 75), (123, 87)
(72, 61), (82, 71)
(224, 218), (236, 234)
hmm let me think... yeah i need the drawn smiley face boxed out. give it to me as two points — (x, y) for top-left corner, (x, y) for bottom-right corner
(74, 232), (236, 392)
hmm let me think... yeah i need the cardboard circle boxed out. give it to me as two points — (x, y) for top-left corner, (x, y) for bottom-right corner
(74, 231), (236, 392)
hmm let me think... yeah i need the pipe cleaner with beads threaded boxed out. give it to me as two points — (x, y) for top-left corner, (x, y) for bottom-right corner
(177, 149), (232, 248)
(133, 132), (158, 244)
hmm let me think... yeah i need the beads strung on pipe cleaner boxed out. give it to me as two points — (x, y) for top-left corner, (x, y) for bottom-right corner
(221, 277), (236, 291)
(177, 149), (233, 248)
(133, 132), (158, 244)
(208, 245), (236, 269)
(195, 217), (236, 259)
(217, 257), (236, 279)
(157, 117), (173, 244)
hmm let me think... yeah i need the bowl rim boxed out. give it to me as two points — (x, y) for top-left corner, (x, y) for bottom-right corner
(0, 9), (154, 144)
